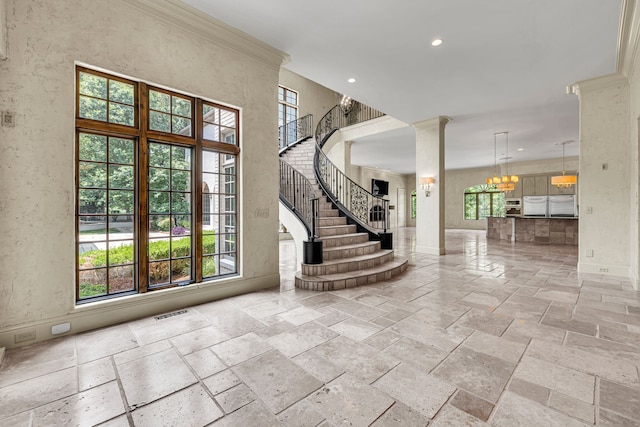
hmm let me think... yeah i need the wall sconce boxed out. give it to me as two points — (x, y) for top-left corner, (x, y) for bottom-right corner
(420, 177), (435, 197)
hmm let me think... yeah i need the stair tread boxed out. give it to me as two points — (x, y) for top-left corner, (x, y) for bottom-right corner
(323, 241), (379, 252)
(320, 232), (369, 240)
(304, 250), (393, 267)
(296, 258), (408, 281)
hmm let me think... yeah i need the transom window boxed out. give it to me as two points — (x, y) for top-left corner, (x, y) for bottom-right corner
(76, 66), (240, 302)
(464, 185), (505, 220)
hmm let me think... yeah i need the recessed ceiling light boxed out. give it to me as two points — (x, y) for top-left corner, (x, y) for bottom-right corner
(347, 78), (356, 83)
(431, 39), (443, 47)
(517, 148), (524, 151)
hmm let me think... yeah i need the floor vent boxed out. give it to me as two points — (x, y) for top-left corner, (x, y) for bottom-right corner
(154, 309), (188, 321)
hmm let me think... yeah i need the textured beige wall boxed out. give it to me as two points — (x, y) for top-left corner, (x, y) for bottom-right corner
(0, 0), (283, 347)
(576, 76), (630, 278)
(279, 68), (338, 129)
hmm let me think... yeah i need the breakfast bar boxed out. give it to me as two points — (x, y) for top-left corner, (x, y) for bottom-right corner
(486, 216), (578, 245)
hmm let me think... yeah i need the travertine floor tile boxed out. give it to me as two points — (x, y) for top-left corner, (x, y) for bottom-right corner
(130, 311), (209, 346)
(382, 337), (448, 372)
(491, 391), (588, 426)
(313, 336), (399, 383)
(599, 379), (640, 422)
(0, 338), (76, 388)
(513, 356), (595, 403)
(292, 350), (345, 383)
(527, 339), (639, 387)
(370, 401), (429, 426)
(32, 381), (125, 427)
(310, 374), (394, 427)
(450, 389), (494, 421)
(76, 325), (138, 364)
(373, 363), (455, 418)
(277, 399), (326, 427)
(117, 348), (197, 408)
(169, 326), (229, 355)
(203, 369), (241, 395)
(454, 308), (513, 336)
(184, 348), (227, 379)
(0, 367), (77, 419)
(277, 306), (325, 326)
(432, 347), (515, 403)
(232, 350), (323, 414)
(206, 309), (267, 338)
(78, 357), (116, 391)
(215, 383), (256, 413)
(267, 322), (338, 358)
(328, 317), (381, 341)
(462, 331), (526, 363)
(132, 384), (223, 426)
(430, 405), (488, 426)
(210, 333), (273, 366)
(210, 399), (281, 426)
(548, 391), (595, 424)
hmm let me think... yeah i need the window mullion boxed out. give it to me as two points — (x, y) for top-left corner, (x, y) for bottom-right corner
(138, 82), (150, 292)
(194, 98), (204, 282)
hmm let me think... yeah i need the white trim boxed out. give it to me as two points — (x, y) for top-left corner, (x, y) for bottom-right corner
(0, 0), (7, 60)
(577, 262), (631, 279)
(119, 0), (289, 70)
(415, 245), (446, 255)
(568, 73), (629, 96)
(617, 0), (640, 78)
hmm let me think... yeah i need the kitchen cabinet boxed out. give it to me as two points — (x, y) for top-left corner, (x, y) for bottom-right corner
(522, 175), (548, 196)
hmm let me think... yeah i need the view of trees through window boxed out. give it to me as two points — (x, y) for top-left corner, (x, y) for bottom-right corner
(76, 66), (239, 302)
(464, 185), (505, 220)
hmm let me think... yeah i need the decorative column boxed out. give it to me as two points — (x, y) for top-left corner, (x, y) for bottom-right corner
(413, 116), (450, 255)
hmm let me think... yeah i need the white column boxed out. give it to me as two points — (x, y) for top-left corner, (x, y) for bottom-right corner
(413, 116), (450, 255)
(344, 140), (354, 180)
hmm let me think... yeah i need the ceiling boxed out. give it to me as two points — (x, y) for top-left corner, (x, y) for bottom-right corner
(179, 0), (622, 173)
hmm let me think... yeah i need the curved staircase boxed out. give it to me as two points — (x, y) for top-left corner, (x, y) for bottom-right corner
(280, 138), (408, 291)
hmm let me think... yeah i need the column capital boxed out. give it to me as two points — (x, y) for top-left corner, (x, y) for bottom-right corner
(412, 116), (452, 131)
(567, 73), (628, 97)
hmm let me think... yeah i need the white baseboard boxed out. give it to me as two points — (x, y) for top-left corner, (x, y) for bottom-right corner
(415, 245), (446, 255)
(577, 262), (631, 279)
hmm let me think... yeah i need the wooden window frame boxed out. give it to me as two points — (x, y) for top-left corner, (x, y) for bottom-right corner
(75, 66), (240, 303)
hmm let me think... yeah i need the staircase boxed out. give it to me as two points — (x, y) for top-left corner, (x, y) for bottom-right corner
(280, 139), (408, 291)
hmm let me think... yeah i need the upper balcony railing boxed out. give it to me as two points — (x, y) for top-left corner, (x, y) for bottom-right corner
(279, 114), (313, 151)
(313, 102), (390, 236)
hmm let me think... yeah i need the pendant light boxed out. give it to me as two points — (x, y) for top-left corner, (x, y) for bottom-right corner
(551, 141), (577, 188)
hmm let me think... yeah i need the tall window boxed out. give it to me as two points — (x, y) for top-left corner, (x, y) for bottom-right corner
(410, 190), (417, 219)
(278, 86), (298, 143)
(76, 66), (239, 302)
(464, 185), (505, 220)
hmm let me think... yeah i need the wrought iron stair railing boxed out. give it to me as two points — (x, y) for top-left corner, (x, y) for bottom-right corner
(279, 114), (313, 152)
(279, 158), (319, 240)
(313, 103), (390, 241)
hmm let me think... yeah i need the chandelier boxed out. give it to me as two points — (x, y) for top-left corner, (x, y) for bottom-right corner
(551, 141), (577, 188)
(486, 132), (519, 192)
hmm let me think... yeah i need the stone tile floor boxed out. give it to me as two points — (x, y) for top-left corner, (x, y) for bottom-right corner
(2, 228), (640, 426)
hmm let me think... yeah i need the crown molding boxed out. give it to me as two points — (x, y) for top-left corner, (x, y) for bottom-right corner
(119, 0), (289, 70)
(567, 72), (629, 96)
(617, 0), (640, 77)
(0, 0), (7, 60)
